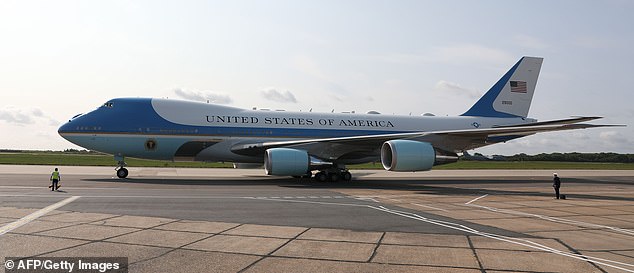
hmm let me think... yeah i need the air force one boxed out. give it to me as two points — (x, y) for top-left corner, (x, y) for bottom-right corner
(58, 57), (619, 181)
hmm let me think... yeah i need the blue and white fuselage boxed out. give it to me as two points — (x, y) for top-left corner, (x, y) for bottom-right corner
(57, 57), (616, 180)
(58, 98), (532, 162)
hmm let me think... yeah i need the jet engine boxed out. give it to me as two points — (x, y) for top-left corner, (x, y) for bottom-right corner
(264, 148), (310, 176)
(381, 140), (438, 171)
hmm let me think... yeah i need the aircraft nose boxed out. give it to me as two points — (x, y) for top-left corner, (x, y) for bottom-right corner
(58, 113), (82, 136)
(58, 121), (73, 136)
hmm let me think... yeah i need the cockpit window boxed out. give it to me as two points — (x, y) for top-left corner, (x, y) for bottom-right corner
(103, 102), (114, 108)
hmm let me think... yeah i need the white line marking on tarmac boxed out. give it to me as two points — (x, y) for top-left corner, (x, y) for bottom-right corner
(373, 206), (634, 273)
(0, 196), (80, 236)
(4, 193), (630, 270)
(0, 186), (133, 191)
(580, 191), (634, 194)
(411, 203), (448, 212)
(465, 194), (488, 205)
(0, 186), (45, 189)
(253, 197), (634, 272)
(0, 194), (255, 199)
(0, 194), (344, 199)
(378, 197), (408, 204)
(462, 193), (634, 237)
(465, 202), (634, 237)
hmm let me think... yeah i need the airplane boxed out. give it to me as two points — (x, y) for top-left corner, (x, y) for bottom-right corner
(58, 56), (620, 181)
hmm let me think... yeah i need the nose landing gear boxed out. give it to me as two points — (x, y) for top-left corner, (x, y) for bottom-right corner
(114, 155), (128, 178)
(116, 167), (128, 178)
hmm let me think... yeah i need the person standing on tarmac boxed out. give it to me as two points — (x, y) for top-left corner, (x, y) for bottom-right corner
(50, 168), (61, 191)
(553, 173), (561, 199)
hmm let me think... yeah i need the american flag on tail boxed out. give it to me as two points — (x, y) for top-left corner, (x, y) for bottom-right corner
(510, 81), (527, 93)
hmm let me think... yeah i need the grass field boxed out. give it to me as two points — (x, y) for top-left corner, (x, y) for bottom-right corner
(2, 152), (634, 170)
(0, 152), (232, 168)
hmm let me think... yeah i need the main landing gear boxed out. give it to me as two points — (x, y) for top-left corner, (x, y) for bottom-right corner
(314, 168), (352, 182)
(115, 155), (128, 178)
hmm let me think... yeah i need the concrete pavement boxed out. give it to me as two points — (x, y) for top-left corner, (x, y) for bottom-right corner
(1, 166), (633, 272)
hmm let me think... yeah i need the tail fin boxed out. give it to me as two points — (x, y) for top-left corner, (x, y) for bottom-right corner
(462, 56), (543, 118)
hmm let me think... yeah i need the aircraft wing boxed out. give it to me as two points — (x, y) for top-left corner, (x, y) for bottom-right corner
(231, 117), (623, 156)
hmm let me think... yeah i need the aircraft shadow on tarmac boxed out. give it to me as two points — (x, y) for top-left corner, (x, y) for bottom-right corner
(81, 176), (634, 202)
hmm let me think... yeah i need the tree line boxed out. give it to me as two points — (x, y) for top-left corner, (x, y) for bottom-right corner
(467, 152), (634, 163)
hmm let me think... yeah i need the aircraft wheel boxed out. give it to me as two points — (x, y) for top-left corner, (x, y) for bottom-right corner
(315, 171), (328, 182)
(341, 171), (352, 181)
(329, 173), (340, 182)
(116, 168), (129, 178)
(302, 171), (312, 179)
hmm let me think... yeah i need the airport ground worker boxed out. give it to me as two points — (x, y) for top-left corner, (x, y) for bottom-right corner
(553, 173), (561, 199)
(50, 167), (61, 191)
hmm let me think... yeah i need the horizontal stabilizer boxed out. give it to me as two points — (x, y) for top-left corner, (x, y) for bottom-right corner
(493, 116), (603, 128)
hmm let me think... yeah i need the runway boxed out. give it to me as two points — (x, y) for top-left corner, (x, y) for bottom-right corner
(1, 166), (634, 272)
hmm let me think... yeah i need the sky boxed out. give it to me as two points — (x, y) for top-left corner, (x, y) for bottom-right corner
(1, 0), (633, 155)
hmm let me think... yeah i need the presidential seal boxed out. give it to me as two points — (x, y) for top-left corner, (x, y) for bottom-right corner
(145, 139), (157, 151)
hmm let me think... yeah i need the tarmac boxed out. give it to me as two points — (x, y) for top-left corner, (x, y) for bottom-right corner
(1, 165), (633, 272)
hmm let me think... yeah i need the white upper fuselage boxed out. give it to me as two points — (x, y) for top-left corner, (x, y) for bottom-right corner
(155, 99), (528, 131)
(58, 98), (535, 163)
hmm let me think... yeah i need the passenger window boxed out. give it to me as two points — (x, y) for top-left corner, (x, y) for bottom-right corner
(103, 102), (114, 108)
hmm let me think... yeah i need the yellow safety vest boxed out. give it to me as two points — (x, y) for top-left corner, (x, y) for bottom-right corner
(51, 171), (60, 180)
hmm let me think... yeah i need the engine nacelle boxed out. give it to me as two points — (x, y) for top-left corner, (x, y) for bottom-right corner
(381, 140), (436, 171)
(264, 148), (310, 176)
